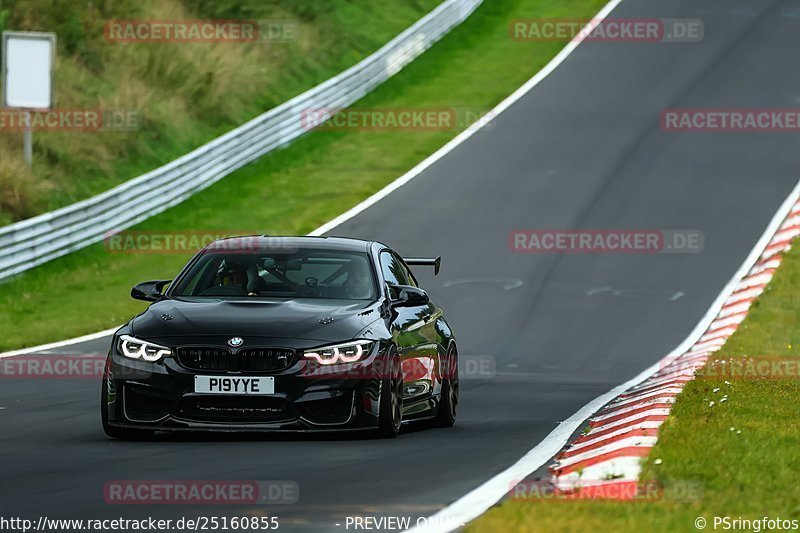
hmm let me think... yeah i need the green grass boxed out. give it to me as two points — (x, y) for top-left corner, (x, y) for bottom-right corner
(0, 0), (441, 223)
(0, 0), (607, 350)
(468, 244), (800, 532)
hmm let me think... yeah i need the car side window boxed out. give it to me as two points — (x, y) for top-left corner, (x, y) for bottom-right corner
(396, 257), (419, 288)
(380, 251), (410, 286)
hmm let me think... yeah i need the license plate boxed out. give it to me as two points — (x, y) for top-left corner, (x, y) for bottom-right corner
(194, 376), (275, 395)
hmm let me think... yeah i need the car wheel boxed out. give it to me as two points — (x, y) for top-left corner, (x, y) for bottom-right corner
(377, 349), (403, 438)
(101, 376), (154, 441)
(434, 344), (458, 427)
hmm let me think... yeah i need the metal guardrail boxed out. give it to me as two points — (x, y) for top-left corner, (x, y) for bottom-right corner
(0, 0), (483, 282)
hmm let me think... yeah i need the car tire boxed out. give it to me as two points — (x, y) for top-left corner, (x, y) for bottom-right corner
(434, 344), (458, 427)
(101, 376), (155, 441)
(377, 348), (403, 438)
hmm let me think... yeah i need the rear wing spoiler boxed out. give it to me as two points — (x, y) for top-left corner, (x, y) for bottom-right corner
(404, 256), (441, 276)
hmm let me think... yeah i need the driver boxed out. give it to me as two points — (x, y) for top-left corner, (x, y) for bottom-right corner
(345, 261), (373, 300)
(219, 260), (248, 289)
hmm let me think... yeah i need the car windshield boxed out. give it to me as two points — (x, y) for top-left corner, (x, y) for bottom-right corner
(171, 248), (377, 301)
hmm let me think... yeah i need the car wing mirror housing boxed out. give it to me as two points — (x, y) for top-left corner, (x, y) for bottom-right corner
(389, 284), (429, 307)
(131, 280), (172, 302)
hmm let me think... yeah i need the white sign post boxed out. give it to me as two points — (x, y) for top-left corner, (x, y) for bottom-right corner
(2, 31), (56, 168)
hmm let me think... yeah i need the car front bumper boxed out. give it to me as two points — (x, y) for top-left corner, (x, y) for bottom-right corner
(104, 347), (392, 433)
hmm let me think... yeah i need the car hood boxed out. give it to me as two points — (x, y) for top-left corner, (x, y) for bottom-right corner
(130, 297), (382, 344)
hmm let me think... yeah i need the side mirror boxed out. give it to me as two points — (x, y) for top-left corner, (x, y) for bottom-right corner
(389, 285), (429, 307)
(131, 280), (172, 302)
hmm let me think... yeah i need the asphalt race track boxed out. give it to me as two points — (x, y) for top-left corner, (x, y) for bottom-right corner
(2, 0), (799, 530)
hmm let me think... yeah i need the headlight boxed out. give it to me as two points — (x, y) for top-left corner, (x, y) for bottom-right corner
(303, 340), (374, 365)
(118, 334), (172, 362)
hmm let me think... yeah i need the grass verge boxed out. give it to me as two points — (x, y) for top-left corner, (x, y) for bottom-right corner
(0, 0), (440, 223)
(467, 244), (800, 532)
(0, 0), (607, 350)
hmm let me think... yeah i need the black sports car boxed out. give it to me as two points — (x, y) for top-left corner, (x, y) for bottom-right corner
(102, 236), (458, 439)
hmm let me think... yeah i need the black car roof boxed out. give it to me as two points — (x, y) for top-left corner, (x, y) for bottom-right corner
(204, 235), (373, 253)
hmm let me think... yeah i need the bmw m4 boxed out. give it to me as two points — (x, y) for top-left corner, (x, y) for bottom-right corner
(101, 236), (458, 439)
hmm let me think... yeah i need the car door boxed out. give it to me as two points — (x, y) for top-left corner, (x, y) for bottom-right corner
(379, 250), (440, 407)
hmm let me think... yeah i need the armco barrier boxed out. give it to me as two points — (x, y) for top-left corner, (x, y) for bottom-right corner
(0, 0), (483, 282)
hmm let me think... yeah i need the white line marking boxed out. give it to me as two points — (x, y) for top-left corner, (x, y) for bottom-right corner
(0, 0), (624, 365)
(0, 327), (119, 359)
(408, 175), (800, 532)
(0, 0), (619, 361)
(3, 0), (799, 527)
(310, 0), (623, 238)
